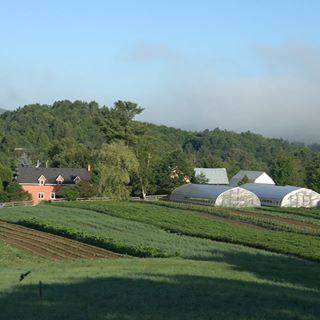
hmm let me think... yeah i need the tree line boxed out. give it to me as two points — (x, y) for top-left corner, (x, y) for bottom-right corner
(0, 99), (320, 201)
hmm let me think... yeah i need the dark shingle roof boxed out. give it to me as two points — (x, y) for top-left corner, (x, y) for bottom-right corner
(16, 166), (91, 184)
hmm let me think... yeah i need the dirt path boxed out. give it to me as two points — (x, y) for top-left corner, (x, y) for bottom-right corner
(0, 221), (121, 260)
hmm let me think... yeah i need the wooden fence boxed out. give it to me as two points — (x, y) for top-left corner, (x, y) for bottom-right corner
(52, 195), (168, 203)
(0, 196), (168, 208)
(0, 200), (34, 208)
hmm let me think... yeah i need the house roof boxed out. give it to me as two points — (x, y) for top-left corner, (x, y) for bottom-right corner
(229, 170), (275, 186)
(194, 168), (229, 184)
(16, 166), (91, 184)
(241, 183), (301, 200)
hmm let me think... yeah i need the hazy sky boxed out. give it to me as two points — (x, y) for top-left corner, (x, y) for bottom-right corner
(1, 0), (320, 143)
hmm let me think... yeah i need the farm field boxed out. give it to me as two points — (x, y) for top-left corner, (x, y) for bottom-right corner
(52, 200), (320, 261)
(0, 221), (120, 259)
(145, 200), (320, 234)
(0, 201), (320, 319)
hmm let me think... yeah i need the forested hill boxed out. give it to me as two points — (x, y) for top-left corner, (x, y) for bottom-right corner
(0, 100), (319, 193)
(0, 108), (6, 114)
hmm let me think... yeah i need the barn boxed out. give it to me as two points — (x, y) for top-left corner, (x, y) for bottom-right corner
(170, 184), (261, 207)
(242, 183), (320, 207)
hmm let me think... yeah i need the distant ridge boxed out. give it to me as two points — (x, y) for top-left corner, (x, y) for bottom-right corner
(0, 108), (6, 114)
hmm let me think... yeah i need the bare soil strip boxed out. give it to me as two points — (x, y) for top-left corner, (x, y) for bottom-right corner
(0, 221), (121, 260)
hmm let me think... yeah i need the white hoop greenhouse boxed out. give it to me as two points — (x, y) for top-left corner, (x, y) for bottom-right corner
(170, 184), (261, 207)
(242, 183), (320, 207)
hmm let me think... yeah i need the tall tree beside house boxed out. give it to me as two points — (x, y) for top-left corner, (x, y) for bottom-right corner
(0, 165), (11, 188)
(74, 181), (97, 198)
(3, 182), (31, 202)
(97, 142), (139, 199)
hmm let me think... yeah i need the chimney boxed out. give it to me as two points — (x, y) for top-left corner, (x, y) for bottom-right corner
(87, 164), (91, 172)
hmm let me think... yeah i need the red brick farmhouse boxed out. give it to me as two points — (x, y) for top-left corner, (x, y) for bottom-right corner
(16, 166), (91, 204)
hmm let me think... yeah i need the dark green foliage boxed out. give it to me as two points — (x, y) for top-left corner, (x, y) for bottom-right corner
(0, 165), (11, 184)
(98, 101), (144, 145)
(56, 188), (79, 201)
(154, 150), (194, 194)
(74, 181), (96, 198)
(270, 154), (294, 185)
(237, 175), (249, 186)
(0, 100), (318, 194)
(2, 182), (31, 202)
(305, 153), (320, 192)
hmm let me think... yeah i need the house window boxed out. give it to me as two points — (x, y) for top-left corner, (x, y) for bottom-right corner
(38, 175), (46, 185)
(73, 176), (81, 184)
(38, 192), (44, 199)
(56, 175), (64, 185)
(51, 192), (56, 199)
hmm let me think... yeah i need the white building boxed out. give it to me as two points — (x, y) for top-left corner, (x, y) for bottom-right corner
(242, 183), (320, 208)
(170, 184), (261, 207)
(194, 168), (229, 185)
(230, 170), (275, 187)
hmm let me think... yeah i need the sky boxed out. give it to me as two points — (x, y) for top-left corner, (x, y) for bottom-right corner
(1, 0), (320, 143)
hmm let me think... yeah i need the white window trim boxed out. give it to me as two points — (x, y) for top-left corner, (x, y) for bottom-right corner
(38, 192), (44, 199)
(50, 192), (56, 199)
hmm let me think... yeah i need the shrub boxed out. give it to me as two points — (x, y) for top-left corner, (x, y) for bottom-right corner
(56, 187), (79, 201)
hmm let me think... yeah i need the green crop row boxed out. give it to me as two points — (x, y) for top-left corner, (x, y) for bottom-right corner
(14, 218), (173, 258)
(53, 201), (320, 262)
(144, 200), (320, 236)
(256, 206), (320, 220)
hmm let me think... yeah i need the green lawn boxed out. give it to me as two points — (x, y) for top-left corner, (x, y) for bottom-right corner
(1, 239), (320, 320)
(1, 202), (320, 319)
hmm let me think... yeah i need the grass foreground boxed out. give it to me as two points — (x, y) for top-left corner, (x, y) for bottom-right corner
(0, 201), (320, 320)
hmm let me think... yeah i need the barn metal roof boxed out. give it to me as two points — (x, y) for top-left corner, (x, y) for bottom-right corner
(194, 168), (229, 184)
(16, 166), (91, 184)
(241, 183), (301, 200)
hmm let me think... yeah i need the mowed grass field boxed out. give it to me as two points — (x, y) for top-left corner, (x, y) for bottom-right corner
(0, 201), (320, 320)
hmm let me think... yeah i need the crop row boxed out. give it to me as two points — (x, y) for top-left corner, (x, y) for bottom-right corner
(256, 206), (320, 220)
(143, 200), (320, 236)
(15, 218), (173, 258)
(54, 201), (320, 262)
